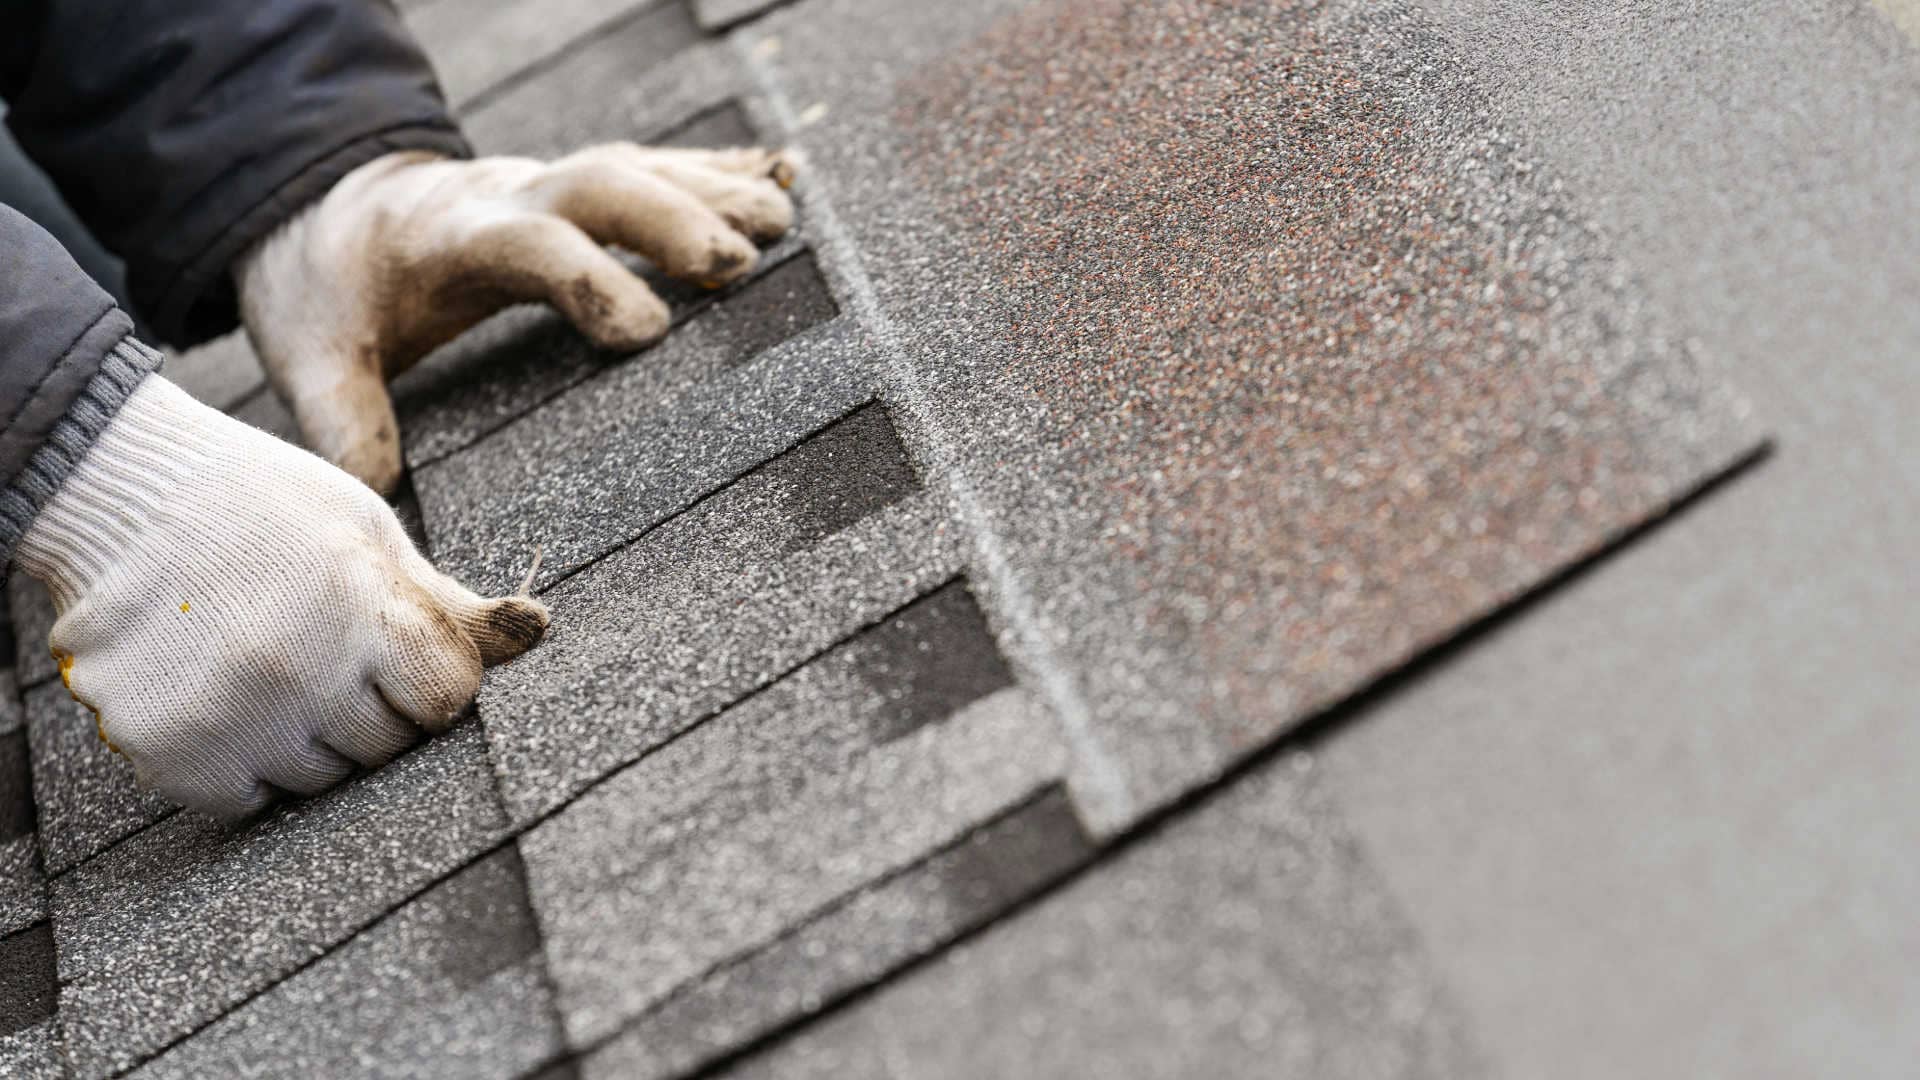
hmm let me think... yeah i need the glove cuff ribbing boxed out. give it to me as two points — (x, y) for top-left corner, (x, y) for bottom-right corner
(0, 337), (165, 567)
(14, 375), (216, 610)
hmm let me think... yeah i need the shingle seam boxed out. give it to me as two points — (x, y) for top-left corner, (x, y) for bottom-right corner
(533, 395), (898, 596)
(652, 442), (1779, 1080)
(564, 780), (1089, 1073)
(105, 573), (973, 1078)
(733, 47), (1138, 832)
(696, 0), (806, 36)
(43, 807), (183, 890)
(405, 242), (817, 473)
(456, 0), (700, 115)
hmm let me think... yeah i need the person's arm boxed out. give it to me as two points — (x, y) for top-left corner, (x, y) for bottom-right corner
(3, 0), (799, 495)
(0, 205), (155, 556)
(0, 0), (467, 349)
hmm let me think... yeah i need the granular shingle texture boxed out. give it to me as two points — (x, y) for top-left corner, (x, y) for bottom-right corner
(8, 0), (1873, 1076)
(129, 846), (562, 1080)
(721, 754), (1484, 1080)
(48, 724), (507, 1076)
(741, 0), (1755, 825)
(23, 681), (175, 876)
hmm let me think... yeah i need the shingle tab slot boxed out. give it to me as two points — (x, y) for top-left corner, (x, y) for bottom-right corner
(0, 923), (57, 1038)
(128, 845), (562, 1080)
(0, 731), (35, 845)
(580, 785), (1093, 1080)
(394, 243), (833, 471)
(847, 580), (1016, 743)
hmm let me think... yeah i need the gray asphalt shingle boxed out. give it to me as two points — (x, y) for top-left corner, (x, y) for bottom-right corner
(0, 0), (1822, 1075)
(0, 923), (56, 1043)
(409, 0), (693, 110)
(456, 6), (749, 158)
(393, 240), (825, 472)
(162, 332), (264, 415)
(23, 681), (174, 877)
(581, 786), (1094, 1080)
(524, 655), (1063, 1047)
(720, 754), (1483, 1080)
(477, 399), (958, 822)
(0, 729), (42, 937)
(0, 1015), (64, 1080)
(48, 723), (507, 1077)
(416, 312), (870, 593)
(0, 838), (40, 939)
(733, 0), (1759, 829)
(7, 577), (55, 690)
(128, 846), (562, 1080)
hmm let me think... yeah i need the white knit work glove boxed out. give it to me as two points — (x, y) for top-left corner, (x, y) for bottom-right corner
(13, 374), (549, 818)
(236, 143), (799, 493)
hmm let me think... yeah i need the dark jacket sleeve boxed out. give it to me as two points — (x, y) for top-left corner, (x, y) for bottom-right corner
(0, 206), (162, 560)
(0, 0), (469, 349)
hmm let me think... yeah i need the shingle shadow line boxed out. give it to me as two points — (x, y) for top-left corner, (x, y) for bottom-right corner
(217, 382), (272, 418)
(551, 780), (1086, 1077)
(103, 435), (1772, 1077)
(698, 0), (807, 35)
(106, 572), (969, 1079)
(464, 682), (575, 1076)
(455, 0), (700, 116)
(0, 917), (49, 951)
(662, 440), (1777, 1080)
(43, 807), (184, 892)
(534, 394), (897, 596)
(517, 842), (579, 1080)
(405, 242), (815, 474)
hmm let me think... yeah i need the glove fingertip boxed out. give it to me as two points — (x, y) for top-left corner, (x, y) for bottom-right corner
(469, 595), (550, 666)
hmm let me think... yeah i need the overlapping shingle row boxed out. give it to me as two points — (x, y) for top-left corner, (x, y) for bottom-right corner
(0, 0), (1760, 1076)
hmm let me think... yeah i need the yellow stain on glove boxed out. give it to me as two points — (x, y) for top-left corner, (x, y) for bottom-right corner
(54, 650), (122, 757)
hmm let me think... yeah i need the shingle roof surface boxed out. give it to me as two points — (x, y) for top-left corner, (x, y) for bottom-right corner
(3, 0), (1915, 1076)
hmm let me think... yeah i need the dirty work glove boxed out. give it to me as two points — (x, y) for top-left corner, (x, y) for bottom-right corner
(13, 373), (549, 819)
(237, 143), (800, 493)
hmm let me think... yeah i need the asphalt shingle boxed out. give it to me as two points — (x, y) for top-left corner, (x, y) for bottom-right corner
(477, 399), (956, 822)
(0, 1015), (64, 1080)
(415, 309), (868, 594)
(456, 6), (748, 158)
(49, 723), (507, 1077)
(409, 0), (695, 110)
(522, 602), (1064, 1047)
(162, 332), (265, 414)
(720, 754), (1483, 1080)
(690, 0), (791, 33)
(0, 0), (1813, 1076)
(129, 845), (562, 1080)
(0, 669), (19, 738)
(393, 241), (827, 472)
(0, 923), (56, 1043)
(22, 681), (174, 877)
(0, 837), (41, 940)
(582, 785), (1094, 1080)
(737, 0), (1760, 829)
(7, 577), (56, 690)
(0, 731), (42, 937)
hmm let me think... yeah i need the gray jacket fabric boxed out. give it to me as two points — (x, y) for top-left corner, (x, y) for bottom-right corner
(0, 0), (467, 558)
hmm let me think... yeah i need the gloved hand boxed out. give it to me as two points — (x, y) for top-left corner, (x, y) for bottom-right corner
(14, 373), (549, 818)
(235, 144), (799, 493)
